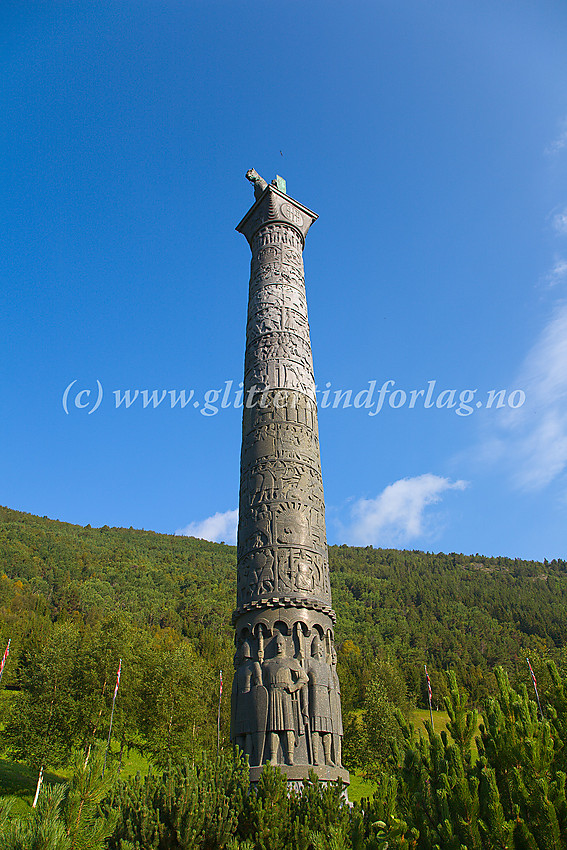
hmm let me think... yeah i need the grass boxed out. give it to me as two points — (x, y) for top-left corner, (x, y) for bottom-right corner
(0, 743), (151, 814)
(0, 689), (151, 809)
(115, 745), (150, 778)
(0, 759), (67, 815)
(348, 771), (376, 803)
(0, 702), (473, 810)
(410, 707), (482, 762)
(410, 708), (450, 735)
(346, 710), (452, 803)
(0, 747), (375, 809)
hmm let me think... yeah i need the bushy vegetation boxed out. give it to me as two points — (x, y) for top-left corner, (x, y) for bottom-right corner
(3, 667), (567, 847)
(1, 505), (567, 845)
(1, 506), (564, 713)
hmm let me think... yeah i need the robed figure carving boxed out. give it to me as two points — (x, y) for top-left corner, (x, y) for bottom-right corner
(307, 636), (334, 766)
(262, 633), (308, 765)
(231, 641), (267, 766)
(330, 646), (343, 767)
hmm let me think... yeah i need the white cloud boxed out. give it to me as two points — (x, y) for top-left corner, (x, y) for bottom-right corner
(545, 120), (567, 155)
(512, 412), (567, 490)
(487, 303), (567, 490)
(176, 509), (238, 544)
(552, 209), (567, 236)
(544, 258), (567, 288)
(341, 474), (468, 547)
(516, 304), (567, 402)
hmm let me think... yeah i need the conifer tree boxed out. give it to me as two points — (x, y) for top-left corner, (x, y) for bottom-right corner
(0, 751), (114, 850)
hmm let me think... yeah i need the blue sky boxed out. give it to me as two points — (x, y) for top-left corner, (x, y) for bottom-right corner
(2, 0), (567, 560)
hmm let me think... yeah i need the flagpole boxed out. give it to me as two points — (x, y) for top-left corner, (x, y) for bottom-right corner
(425, 665), (434, 729)
(103, 659), (121, 777)
(217, 669), (222, 758)
(33, 684), (56, 808)
(32, 766), (44, 808)
(0, 639), (11, 686)
(526, 658), (544, 720)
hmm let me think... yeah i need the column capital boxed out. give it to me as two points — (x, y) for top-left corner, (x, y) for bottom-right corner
(236, 184), (318, 247)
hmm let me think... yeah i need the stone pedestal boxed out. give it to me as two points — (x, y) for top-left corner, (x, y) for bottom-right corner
(231, 175), (348, 788)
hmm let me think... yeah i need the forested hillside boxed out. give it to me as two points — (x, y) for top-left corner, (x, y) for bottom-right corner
(0, 504), (565, 716)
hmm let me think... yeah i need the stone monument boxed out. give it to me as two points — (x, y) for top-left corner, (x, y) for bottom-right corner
(231, 170), (349, 787)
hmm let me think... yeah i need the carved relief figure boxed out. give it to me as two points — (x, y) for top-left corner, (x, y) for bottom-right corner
(248, 465), (276, 504)
(276, 505), (308, 547)
(329, 646), (343, 767)
(252, 506), (272, 547)
(231, 641), (267, 766)
(255, 245), (279, 265)
(307, 636), (334, 766)
(237, 547), (276, 604)
(276, 550), (293, 592)
(283, 308), (308, 335)
(236, 553), (253, 604)
(281, 285), (307, 314)
(295, 551), (315, 592)
(255, 223), (302, 249)
(262, 633), (308, 765)
(252, 549), (275, 596)
(250, 549), (276, 597)
(246, 305), (283, 339)
(282, 247), (303, 267)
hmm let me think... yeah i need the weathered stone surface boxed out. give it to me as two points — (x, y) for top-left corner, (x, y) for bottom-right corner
(232, 173), (348, 786)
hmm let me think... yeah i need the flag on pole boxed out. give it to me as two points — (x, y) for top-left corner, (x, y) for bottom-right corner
(103, 658), (122, 777)
(527, 658), (537, 690)
(425, 664), (434, 728)
(425, 665), (433, 701)
(32, 765), (44, 808)
(0, 639), (10, 680)
(526, 658), (544, 719)
(113, 659), (122, 700)
(217, 669), (223, 757)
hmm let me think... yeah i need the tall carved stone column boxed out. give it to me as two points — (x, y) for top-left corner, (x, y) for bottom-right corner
(231, 171), (349, 786)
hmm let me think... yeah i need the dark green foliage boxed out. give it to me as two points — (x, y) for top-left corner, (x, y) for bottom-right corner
(1, 614), (230, 771)
(0, 784), (72, 850)
(444, 669), (478, 756)
(136, 637), (218, 768)
(343, 662), (407, 781)
(5, 676), (567, 850)
(382, 666), (567, 849)
(329, 546), (566, 710)
(106, 757), (358, 850)
(244, 766), (351, 849)
(4, 508), (567, 846)
(64, 748), (117, 850)
(354, 773), (419, 849)
(104, 752), (248, 849)
(0, 747), (115, 850)
(2, 505), (566, 726)
(476, 667), (567, 850)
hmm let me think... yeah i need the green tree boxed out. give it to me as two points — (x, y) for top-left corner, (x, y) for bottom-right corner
(0, 747), (115, 850)
(137, 635), (217, 768)
(3, 621), (84, 768)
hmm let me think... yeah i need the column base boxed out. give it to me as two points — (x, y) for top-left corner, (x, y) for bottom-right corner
(249, 763), (349, 785)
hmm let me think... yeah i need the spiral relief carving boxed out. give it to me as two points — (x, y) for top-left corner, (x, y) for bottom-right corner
(233, 178), (348, 783)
